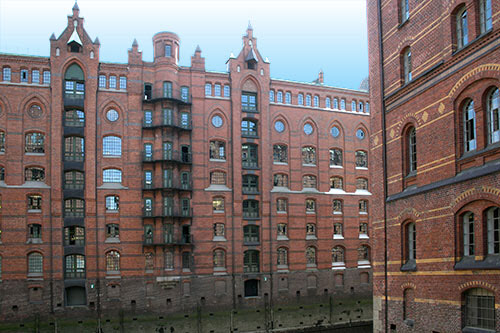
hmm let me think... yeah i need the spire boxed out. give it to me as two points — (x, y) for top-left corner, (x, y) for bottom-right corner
(72, 1), (79, 17)
(94, 37), (100, 45)
(72, 1), (79, 11)
(248, 21), (253, 31)
(132, 38), (138, 47)
(195, 45), (201, 53)
(50, 33), (56, 41)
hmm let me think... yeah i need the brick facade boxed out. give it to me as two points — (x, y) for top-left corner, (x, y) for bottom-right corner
(368, 0), (500, 331)
(0, 4), (371, 321)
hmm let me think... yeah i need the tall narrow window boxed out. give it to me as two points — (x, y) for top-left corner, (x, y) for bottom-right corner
(352, 100), (357, 111)
(479, 0), (493, 33)
(487, 88), (499, 144)
(314, 95), (319, 107)
(106, 251), (120, 272)
(306, 94), (312, 106)
(205, 83), (212, 96)
(0, 131), (5, 152)
(406, 222), (416, 262)
(119, 76), (127, 90)
(457, 7), (468, 49)
(163, 81), (172, 98)
(463, 212), (475, 256)
(400, 0), (409, 23)
(487, 207), (500, 255)
(326, 97), (331, 108)
(403, 48), (412, 84)
(298, 94), (304, 106)
(340, 99), (346, 110)
(355, 151), (368, 168)
(306, 247), (316, 266)
(223, 85), (230, 97)
(277, 91), (283, 103)
(32, 70), (40, 84)
(285, 92), (291, 104)
(109, 76), (117, 89)
(213, 249), (226, 269)
(3, 67), (11, 82)
(277, 248), (288, 266)
(43, 71), (51, 84)
(28, 253), (43, 276)
(181, 86), (189, 102)
(244, 250), (259, 273)
(408, 127), (417, 174)
(463, 100), (476, 152)
(334, 98), (339, 109)
(214, 84), (221, 97)
(98, 75), (106, 88)
(165, 45), (171, 57)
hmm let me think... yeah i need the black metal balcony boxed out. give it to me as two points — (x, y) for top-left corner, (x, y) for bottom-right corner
(142, 88), (191, 105)
(142, 150), (192, 164)
(142, 207), (193, 219)
(143, 180), (193, 192)
(142, 117), (192, 131)
(143, 234), (193, 246)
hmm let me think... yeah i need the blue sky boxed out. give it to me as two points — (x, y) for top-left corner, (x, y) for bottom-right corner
(0, 0), (368, 90)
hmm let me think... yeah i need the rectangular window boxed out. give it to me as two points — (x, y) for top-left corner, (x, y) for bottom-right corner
(224, 85), (230, 97)
(330, 149), (343, 167)
(242, 144), (258, 168)
(106, 196), (119, 211)
(302, 146), (316, 165)
(298, 94), (304, 105)
(273, 144), (288, 163)
(277, 224), (287, 237)
(163, 81), (172, 98)
(165, 45), (172, 57)
(210, 141), (226, 160)
(32, 70), (39, 84)
(242, 175), (258, 194)
(43, 71), (51, 84)
(243, 201), (259, 219)
(119, 76), (127, 90)
(273, 174), (288, 187)
(3, 68), (11, 82)
(182, 252), (191, 269)
(181, 86), (189, 102)
(212, 198), (225, 212)
(214, 84), (221, 97)
(269, 90), (275, 102)
(277, 199), (287, 213)
(306, 199), (316, 213)
(285, 92), (291, 104)
(205, 83), (212, 96)
(21, 69), (28, 82)
(241, 92), (257, 112)
(306, 94), (311, 106)
(29, 224), (42, 239)
(109, 76), (117, 89)
(28, 195), (42, 210)
(99, 75), (106, 88)
(243, 225), (259, 243)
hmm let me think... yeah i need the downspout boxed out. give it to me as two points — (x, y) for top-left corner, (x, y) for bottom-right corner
(95, 62), (102, 326)
(229, 70), (236, 310)
(375, 0), (389, 332)
(49, 60), (54, 314)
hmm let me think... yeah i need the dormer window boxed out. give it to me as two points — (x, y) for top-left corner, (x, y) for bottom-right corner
(165, 45), (172, 57)
(69, 42), (81, 53)
(247, 60), (256, 70)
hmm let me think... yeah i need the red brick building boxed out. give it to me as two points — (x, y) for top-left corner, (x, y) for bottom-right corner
(0, 4), (370, 320)
(368, 0), (500, 331)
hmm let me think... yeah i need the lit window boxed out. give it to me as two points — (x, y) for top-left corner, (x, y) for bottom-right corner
(205, 83), (212, 96)
(306, 199), (316, 213)
(209, 140), (226, 160)
(456, 6), (468, 49)
(103, 169), (122, 183)
(463, 288), (495, 331)
(109, 75), (117, 89)
(212, 197), (225, 212)
(32, 70), (39, 84)
(106, 251), (120, 272)
(119, 76), (126, 90)
(487, 88), (499, 144)
(303, 175), (317, 189)
(273, 144), (288, 163)
(3, 67), (11, 82)
(105, 196), (119, 211)
(214, 84), (221, 97)
(463, 212), (474, 256)
(25, 132), (45, 153)
(28, 253), (43, 275)
(98, 75), (106, 88)
(463, 100), (476, 152)
(103, 136), (122, 156)
(210, 171), (226, 185)
(302, 146), (316, 165)
(330, 148), (343, 167)
(277, 198), (287, 213)
(25, 167), (45, 182)
(273, 174), (288, 187)
(355, 151), (368, 168)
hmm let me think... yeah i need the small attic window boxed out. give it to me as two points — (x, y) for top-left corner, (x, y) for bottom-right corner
(247, 60), (256, 70)
(69, 42), (81, 53)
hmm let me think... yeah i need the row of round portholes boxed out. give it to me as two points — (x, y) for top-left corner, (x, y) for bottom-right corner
(1, 104), (121, 123)
(211, 115), (365, 140)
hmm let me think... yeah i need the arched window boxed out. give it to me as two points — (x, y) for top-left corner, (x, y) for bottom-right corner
(313, 95), (319, 107)
(463, 288), (495, 330)
(332, 246), (345, 264)
(277, 248), (288, 266)
(356, 178), (369, 190)
(403, 288), (415, 320)
(269, 90), (275, 102)
(486, 207), (500, 255)
(25, 167), (45, 182)
(302, 146), (316, 165)
(25, 132), (45, 153)
(405, 222), (416, 262)
(330, 148), (343, 167)
(463, 212), (475, 256)
(351, 100), (357, 111)
(28, 252), (43, 275)
(106, 251), (120, 272)
(64, 64), (85, 97)
(303, 175), (317, 189)
(479, 0), (493, 33)
(210, 171), (226, 185)
(274, 174), (288, 187)
(333, 223), (343, 238)
(298, 93), (304, 105)
(463, 100), (476, 152)
(103, 136), (122, 156)
(65, 254), (85, 279)
(330, 176), (343, 190)
(65, 110), (85, 127)
(487, 87), (499, 144)
(456, 6), (468, 49)
(306, 94), (312, 106)
(285, 92), (291, 104)
(333, 98), (339, 109)
(213, 249), (226, 268)
(205, 83), (212, 96)
(400, 0), (409, 23)
(402, 47), (412, 84)
(407, 127), (417, 174)
(277, 91), (283, 103)
(341, 99), (346, 110)
(0, 130), (5, 152)
(306, 223), (316, 236)
(103, 169), (122, 183)
(244, 250), (259, 273)
(357, 245), (370, 262)
(326, 97), (331, 108)
(306, 247), (316, 265)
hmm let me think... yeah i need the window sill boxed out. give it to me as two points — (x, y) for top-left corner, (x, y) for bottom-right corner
(273, 162), (288, 166)
(27, 238), (43, 244)
(397, 18), (409, 30)
(331, 263), (345, 270)
(355, 167), (368, 171)
(28, 209), (42, 213)
(330, 165), (343, 169)
(27, 273), (43, 279)
(333, 211), (342, 215)
(242, 166), (260, 170)
(209, 158), (226, 163)
(277, 235), (289, 241)
(401, 259), (416, 271)
(455, 254), (500, 270)
(213, 210), (225, 214)
(25, 153), (45, 156)
(243, 241), (260, 246)
(462, 326), (496, 333)
(359, 234), (369, 239)
(306, 235), (317, 240)
(103, 155), (121, 158)
(105, 237), (120, 244)
(106, 210), (119, 214)
(458, 141), (500, 162)
(302, 163), (316, 167)
(212, 236), (227, 242)
(333, 235), (344, 240)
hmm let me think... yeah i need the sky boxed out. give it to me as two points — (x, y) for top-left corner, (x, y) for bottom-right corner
(0, 0), (368, 90)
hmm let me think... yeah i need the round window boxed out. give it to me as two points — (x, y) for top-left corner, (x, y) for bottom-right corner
(212, 115), (223, 128)
(331, 126), (340, 138)
(274, 120), (285, 133)
(356, 129), (365, 140)
(106, 109), (119, 122)
(28, 105), (43, 119)
(304, 123), (313, 135)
